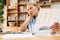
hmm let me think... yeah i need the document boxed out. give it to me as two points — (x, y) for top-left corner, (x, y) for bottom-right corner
(1, 32), (35, 38)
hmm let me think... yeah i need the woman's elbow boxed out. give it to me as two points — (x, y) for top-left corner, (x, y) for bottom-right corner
(18, 27), (25, 32)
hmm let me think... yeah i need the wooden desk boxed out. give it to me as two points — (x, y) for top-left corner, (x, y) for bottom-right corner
(0, 35), (60, 40)
(35, 36), (60, 40)
(0, 27), (60, 40)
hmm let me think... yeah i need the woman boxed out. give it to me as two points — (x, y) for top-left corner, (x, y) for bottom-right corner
(18, 2), (40, 32)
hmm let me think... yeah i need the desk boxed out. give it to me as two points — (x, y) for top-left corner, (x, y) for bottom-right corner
(35, 36), (60, 40)
(0, 34), (60, 40)
(0, 26), (60, 40)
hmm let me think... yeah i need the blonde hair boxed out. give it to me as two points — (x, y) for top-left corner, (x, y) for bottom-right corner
(27, 2), (40, 11)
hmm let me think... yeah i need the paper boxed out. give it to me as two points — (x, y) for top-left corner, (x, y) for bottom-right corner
(33, 9), (60, 32)
(1, 33), (35, 38)
(33, 30), (51, 36)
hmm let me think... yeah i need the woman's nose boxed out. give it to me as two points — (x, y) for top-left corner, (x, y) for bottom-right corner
(28, 10), (32, 12)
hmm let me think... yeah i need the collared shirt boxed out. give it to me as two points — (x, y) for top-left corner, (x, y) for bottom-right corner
(28, 18), (36, 32)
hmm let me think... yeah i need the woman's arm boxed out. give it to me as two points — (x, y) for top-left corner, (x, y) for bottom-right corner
(18, 16), (32, 32)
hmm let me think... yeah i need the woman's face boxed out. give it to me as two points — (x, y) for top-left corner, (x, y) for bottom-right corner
(27, 4), (38, 17)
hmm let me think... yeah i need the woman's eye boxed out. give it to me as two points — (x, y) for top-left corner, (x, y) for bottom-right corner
(30, 7), (32, 9)
(28, 7), (33, 11)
